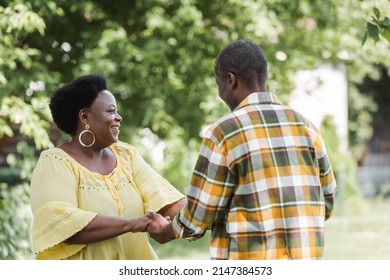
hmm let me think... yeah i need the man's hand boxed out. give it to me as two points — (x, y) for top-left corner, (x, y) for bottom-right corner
(147, 211), (175, 244)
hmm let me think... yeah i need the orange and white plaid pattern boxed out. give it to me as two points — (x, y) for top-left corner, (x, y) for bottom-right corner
(172, 92), (337, 260)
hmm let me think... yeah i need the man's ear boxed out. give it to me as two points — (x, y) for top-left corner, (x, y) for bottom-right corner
(226, 72), (237, 89)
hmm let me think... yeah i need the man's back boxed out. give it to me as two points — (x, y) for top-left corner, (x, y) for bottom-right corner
(190, 92), (337, 259)
(147, 40), (337, 260)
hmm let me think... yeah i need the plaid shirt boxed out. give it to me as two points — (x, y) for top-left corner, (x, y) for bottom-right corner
(172, 92), (337, 259)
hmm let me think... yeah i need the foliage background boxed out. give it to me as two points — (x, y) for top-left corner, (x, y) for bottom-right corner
(0, 0), (389, 259)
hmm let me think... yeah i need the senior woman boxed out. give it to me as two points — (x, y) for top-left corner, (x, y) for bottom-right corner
(29, 74), (185, 260)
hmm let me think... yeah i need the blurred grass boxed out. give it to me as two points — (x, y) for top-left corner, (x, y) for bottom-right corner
(324, 197), (390, 259)
(151, 198), (390, 260)
(150, 231), (210, 260)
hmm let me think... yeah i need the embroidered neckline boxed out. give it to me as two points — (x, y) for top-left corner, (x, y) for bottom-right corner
(49, 146), (118, 178)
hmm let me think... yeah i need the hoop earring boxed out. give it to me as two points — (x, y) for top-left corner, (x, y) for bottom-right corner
(78, 124), (96, 147)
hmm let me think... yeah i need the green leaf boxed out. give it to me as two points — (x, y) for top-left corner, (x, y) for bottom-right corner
(383, 29), (390, 44)
(367, 22), (380, 42)
(381, 17), (390, 28)
(362, 31), (368, 46)
(373, 7), (380, 19)
(0, 119), (13, 137)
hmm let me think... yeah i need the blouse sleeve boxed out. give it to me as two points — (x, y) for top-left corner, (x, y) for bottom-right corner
(30, 149), (97, 260)
(125, 144), (185, 213)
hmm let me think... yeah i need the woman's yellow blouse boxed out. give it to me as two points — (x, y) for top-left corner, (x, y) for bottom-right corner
(30, 141), (184, 260)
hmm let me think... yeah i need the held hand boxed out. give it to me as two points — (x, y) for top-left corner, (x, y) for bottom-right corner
(146, 211), (170, 234)
(147, 211), (175, 244)
(129, 215), (153, 233)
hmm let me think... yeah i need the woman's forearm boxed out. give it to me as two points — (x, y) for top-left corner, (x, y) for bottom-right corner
(65, 214), (151, 244)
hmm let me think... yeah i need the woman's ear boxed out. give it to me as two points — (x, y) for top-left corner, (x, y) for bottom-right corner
(79, 109), (89, 125)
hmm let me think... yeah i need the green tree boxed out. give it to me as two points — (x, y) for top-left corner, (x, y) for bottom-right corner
(363, 0), (390, 45)
(0, 1), (54, 259)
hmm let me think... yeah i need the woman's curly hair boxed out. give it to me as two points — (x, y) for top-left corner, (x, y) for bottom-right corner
(49, 74), (107, 136)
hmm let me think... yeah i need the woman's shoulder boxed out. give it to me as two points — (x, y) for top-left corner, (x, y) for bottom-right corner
(38, 147), (72, 162)
(34, 147), (79, 173)
(32, 147), (78, 178)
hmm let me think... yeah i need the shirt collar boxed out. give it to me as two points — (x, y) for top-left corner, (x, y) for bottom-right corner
(233, 92), (282, 112)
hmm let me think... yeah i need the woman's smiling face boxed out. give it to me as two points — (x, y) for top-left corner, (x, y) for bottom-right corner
(87, 90), (122, 147)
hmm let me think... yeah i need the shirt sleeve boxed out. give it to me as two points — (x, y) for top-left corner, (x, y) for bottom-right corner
(172, 133), (236, 241)
(30, 150), (97, 259)
(318, 150), (337, 220)
(310, 127), (338, 220)
(126, 144), (185, 213)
